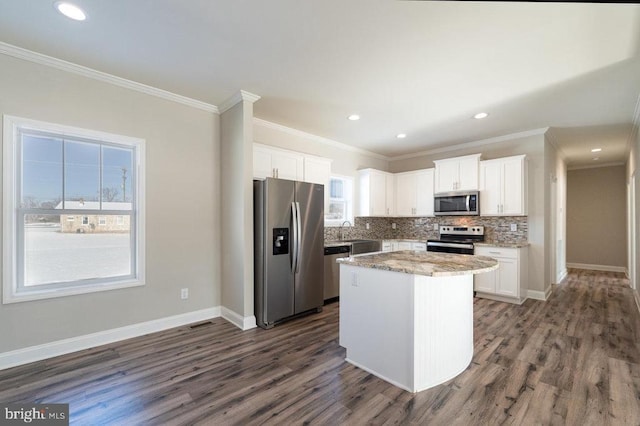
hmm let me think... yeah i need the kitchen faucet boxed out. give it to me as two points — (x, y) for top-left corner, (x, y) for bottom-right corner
(339, 220), (352, 240)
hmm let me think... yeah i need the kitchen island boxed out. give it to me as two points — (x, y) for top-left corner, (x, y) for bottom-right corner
(337, 250), (498, 393)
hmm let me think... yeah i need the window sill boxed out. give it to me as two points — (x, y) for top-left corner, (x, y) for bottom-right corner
(3, 278), (145, 304)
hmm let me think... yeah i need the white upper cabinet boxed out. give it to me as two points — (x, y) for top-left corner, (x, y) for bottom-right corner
(253, 144), (304, 181)
(303, 156), (331, 185)
(303, 155), (332, 211)
(359, 169), (395, 216)
(433, 154), (481, 193)
(395, 169), (434, 216)
(479, 155), (527, 216)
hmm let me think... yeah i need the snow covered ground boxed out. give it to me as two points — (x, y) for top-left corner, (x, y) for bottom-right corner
(24, 226), (131, 286)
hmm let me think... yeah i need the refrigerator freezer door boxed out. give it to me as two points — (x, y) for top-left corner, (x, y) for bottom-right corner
(258, 179), (296, 327)
(294, 181), (325, 314)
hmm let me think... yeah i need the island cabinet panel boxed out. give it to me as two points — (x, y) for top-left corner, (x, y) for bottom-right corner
(474, 246), (528, 304)
(339, 264), (474, 393)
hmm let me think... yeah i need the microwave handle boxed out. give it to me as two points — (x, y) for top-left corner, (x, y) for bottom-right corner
(466, 195), (470, 212)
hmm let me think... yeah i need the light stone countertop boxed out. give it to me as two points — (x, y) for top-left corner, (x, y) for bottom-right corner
(337, 250), (498, 277)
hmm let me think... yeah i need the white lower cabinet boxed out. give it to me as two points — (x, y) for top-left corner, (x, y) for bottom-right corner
(474, 246), (528, 304)
(382, 241), (427, 252)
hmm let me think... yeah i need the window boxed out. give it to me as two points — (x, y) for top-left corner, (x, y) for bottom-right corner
(325, 175), (353, 226)
(3, 115), (145, 303)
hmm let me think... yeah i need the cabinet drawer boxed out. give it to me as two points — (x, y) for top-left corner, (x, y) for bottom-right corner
(412, 242), (427, 251)
(475, 246), (517, 259)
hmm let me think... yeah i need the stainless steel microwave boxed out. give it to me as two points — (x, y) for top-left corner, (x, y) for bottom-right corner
(434, 191), (479, 216)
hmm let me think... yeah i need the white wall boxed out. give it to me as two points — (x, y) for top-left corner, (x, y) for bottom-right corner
(0, 54), (220, 352)
(390, 131), (548, 294)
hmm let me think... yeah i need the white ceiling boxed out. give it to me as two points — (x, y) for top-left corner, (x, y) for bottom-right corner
(1, 0), (640, 167)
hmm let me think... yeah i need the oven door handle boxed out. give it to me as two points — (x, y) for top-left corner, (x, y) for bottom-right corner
(427, 242), (474, 250)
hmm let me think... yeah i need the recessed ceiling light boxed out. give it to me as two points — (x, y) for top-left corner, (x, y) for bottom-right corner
(473, 112), (489, 119)
(591, 148), (602, 153)
(348, 114), (360, 121)
(397, 133), (407, 139)
(54, 2), (86, 21)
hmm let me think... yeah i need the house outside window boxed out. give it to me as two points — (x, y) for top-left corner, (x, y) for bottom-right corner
(325, 175), (353, 226)
(2, 115), (146, 303)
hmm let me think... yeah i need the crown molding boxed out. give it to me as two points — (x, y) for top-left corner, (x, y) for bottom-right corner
(389, 128), (550, 161)
(544, 128), (569, 161)
(0, 42), (219, 114)
(253, 117), (389, 160)
(567, 161), (625, 171)
(219, 90), (261, 114)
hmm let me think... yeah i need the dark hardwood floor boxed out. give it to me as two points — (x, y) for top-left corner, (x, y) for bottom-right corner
(1, 269), (640, 425)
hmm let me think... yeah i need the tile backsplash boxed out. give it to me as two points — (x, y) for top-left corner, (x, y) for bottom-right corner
(325, 216), (528, 245)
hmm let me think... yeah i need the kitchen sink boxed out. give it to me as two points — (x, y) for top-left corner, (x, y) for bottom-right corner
(346, 239), (382, 255)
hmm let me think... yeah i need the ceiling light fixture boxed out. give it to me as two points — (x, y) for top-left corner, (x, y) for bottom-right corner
(473, 112), (489, 119)
(348, 114), (360, 121)
(591, 148), (602, 153)
(54, 2), (86, 21)
(397, 133), (407, 139)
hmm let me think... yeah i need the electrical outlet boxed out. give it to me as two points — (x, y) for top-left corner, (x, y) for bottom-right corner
(510, 224), (517, 232)
(366, 222), (370, 230)
(181, 288), (189, 299)
(351, 271), (359, 287)
(391, 222), (397, 229)
(433, 224), (439, 231)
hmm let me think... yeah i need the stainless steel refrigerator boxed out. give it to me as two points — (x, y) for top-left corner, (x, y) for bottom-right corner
(254, 178), (324, 329)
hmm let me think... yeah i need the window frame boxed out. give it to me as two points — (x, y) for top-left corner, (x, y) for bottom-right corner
(3, 115), (146, 304)
(325, 174), (354, 227)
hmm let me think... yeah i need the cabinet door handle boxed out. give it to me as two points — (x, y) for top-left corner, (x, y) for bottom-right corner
(489, 251), (502, 255)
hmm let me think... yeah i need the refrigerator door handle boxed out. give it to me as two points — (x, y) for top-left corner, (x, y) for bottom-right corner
(295, 201), (302, 273)
(291, 202), (298, 273)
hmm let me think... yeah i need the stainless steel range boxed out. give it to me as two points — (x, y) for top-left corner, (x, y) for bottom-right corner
(427, 225), (485, 255)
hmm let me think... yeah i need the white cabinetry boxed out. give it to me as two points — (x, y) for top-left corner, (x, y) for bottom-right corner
(433, 154), (481, 193)
(382, 241), (427, 252)
(474, 246), (528, 304)
(395, 169), (434, 216)
(479, 155), (526, 216)
(253, 144), (304, 181)
(359, 169), (395, 216)
(304, 155), (332, 211)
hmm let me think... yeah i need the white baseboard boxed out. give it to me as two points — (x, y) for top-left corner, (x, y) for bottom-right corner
(527, 286), (552, 301)
(221, 306), (257, 331)
(556, 268), (568, 284)
(0, 307), (221, 371)
(566, 263), (627, 273)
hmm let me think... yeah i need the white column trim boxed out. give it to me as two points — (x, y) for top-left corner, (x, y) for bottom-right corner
(219, 90), (261, 114)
